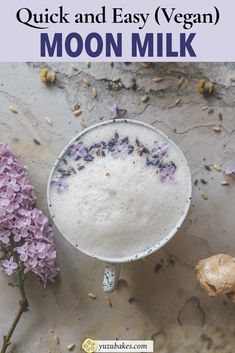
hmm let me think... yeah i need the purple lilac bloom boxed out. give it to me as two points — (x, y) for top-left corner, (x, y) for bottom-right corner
(159, 164), (176, 184)
(69, 142), (87, 160)
(111, 143), (129, 159)
(14, 208), (59, 286)
(224, 166), (235, 176)
(110, 103), (118, 119)
(0, 143), (59, 286)
(152, 141), (169, 159)
(0, 230), (11, 245)
(0, 144), (36, 224)
(1, 257), (18, 275)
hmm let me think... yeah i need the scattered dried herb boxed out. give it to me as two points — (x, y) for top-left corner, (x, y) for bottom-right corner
(153, 77), (163, 83)
(175, 98), (181, 106)
(128, 297), (137, 304)
(221, 181), (229, 186)
(88, 292), (97, 299)
(71, 64), (78, 71)
(208, 108), (214, 115)
(92, 87), (97, 98)
(201, 192), (208, 200)
(141, 94), (149, 103)
(45, 116), (53, 125)
(73, 109), (82, 117)
(83, 78), (90, 87)
(9, 106), (18, 114)
(213, 126), (222, 133)
(112, 76), (121, 83)
(229, 75), (235, 82)
(177, 77), (185, 87)
(33, 139), (41, 146)
(154, 263), (163, 273)
(213, 164), (221, 172)
(67, 343), (76, 351)
(131, 78), (137, 91)
(104, 296), (112, 308)
(140, 62), (150, 69)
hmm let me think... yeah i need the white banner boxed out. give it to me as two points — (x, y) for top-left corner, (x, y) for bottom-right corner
(0, 0), (234, 61)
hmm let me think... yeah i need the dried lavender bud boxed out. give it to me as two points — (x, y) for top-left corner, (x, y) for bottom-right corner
(84, 154), (94, 162)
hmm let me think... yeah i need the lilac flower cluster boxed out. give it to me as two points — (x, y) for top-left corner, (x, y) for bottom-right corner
(0, 143), (59, 286)
(224, 166), (235, 176)
(52, 132), (177, 192)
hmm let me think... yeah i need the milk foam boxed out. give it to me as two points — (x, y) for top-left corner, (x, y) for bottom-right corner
(49, 121), (191, 261)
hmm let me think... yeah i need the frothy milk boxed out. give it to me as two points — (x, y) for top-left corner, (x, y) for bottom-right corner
(49, 121), (191, 262)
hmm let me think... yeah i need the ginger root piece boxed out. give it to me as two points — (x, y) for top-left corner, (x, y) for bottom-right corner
(195, 254), (235, 299)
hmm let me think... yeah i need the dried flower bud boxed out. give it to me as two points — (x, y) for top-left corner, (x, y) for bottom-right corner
(40, 68), (56, 84)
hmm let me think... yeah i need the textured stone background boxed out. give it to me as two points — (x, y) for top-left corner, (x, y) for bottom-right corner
(0, 62), (235, 353)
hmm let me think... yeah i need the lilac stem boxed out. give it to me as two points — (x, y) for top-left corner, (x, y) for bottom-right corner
(0, 267), (29, 353)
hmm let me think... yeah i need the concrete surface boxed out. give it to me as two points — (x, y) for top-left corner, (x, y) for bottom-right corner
(0, 62), (235, 353)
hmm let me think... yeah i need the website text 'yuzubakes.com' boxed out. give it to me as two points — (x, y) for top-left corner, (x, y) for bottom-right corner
(82, 339), (154, 352)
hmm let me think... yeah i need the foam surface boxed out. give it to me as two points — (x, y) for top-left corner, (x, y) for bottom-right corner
(49, 122), (191, 261)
